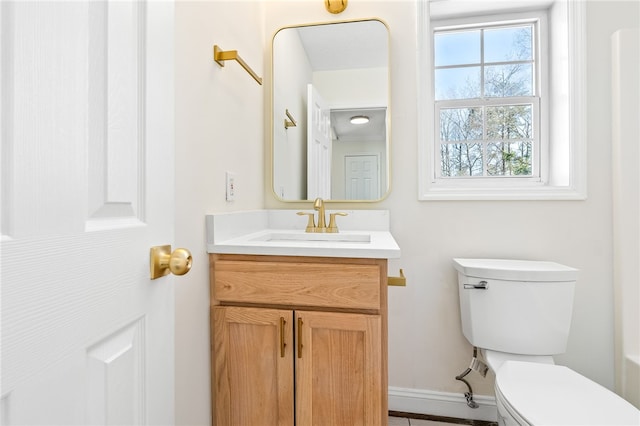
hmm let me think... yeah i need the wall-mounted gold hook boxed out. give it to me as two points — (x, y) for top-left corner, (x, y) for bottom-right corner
(284, 109), (297, 129)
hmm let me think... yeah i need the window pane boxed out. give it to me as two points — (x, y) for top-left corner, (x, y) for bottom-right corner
(434, 30), (480, 66)
(484, 63), (533, 97)
(484, 25), (533, 63)
(487, 141), (532, 176)
(435, 67), (481, 100)
(441, 143), (483, 177)
(486, 105), (533, 139)
(440, 107), (483, 141)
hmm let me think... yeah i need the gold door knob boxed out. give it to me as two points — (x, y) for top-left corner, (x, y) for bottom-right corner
(150, 245), (193, 280)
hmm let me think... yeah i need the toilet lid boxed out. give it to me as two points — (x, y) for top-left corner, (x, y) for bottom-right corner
(496, 361), (640, 425)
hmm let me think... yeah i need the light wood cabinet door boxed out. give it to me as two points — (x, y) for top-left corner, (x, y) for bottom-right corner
(212, 306), (294, 426)
(295, 310), (383, 426)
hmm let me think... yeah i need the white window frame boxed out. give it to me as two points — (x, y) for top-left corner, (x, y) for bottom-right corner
(417, 0), (587, 200)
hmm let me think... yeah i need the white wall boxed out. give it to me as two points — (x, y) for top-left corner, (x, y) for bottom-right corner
(273, 28), (311, 199)
(314, 67), (388, 108)
(173, 0), (639, 423)
(175, 2), (265, 425)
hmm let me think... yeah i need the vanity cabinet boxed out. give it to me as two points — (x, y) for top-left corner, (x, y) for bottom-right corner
(210, 254), (388, 426)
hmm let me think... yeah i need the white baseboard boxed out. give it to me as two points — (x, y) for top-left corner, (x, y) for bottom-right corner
(389, 386), (498, 422)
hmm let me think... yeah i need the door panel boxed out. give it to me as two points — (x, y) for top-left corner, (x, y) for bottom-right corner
(345, 154), (380, 200)
(295, 310), (382, 426)
(86, 319), (145, 425)
(213, 306), (294, 426)
(307, 84), (332, 199)
(87, 0), (146, 228)
(0, 1), (175, 424)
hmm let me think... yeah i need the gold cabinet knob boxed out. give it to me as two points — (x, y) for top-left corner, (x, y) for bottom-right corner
(150, 245), (193, 280)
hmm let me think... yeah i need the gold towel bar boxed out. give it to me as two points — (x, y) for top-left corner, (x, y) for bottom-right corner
(213, 45), (263, 85)
(388, 269), (406, 287)
(285, 109), (297, 129)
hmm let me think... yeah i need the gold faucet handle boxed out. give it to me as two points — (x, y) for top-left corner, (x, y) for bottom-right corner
(297, 212), (316, 233)
(327, 212), (348, 233)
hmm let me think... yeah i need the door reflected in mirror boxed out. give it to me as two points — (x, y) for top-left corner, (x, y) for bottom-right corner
(272, 19), (390, 201)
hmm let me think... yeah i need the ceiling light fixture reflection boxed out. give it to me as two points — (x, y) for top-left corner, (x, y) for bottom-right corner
(350, 115), (370, 125)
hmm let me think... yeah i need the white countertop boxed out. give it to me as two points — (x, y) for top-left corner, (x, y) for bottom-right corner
(206, 210), (401, 259)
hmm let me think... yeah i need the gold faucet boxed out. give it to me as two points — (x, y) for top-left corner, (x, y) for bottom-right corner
(327, 212), (348, 233)
(295, 198), (348, 233)
(313, 198), (327, 231)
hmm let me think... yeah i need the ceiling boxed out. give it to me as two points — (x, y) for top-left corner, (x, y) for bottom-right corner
(330, 107), (387, 143)
(296, 20), (387, 71)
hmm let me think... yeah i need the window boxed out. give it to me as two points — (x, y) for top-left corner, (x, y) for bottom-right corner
(418, 0), (587, 200)
(435, 23), (538, 179)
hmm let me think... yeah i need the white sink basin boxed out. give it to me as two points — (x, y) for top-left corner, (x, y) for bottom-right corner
(251, 232), (371, 243)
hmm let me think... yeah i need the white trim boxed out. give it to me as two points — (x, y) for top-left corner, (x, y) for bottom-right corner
(389, 386), (498, 422)
(566, 0), (587, 199)
(416, 0), (433, 200)
(418, 184), (587, 201)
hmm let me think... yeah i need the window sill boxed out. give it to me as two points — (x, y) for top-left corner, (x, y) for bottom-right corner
(419, 181), (587, 201)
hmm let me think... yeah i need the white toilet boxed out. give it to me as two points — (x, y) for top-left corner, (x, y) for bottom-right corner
(453, 258), (640, 426)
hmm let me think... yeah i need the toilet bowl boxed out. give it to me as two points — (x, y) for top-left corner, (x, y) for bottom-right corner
(453, 258), (640, 426)
(483, 350), (640, 425)
(493, 360), (640, 426)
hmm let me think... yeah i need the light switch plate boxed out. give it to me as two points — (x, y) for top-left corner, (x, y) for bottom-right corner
(226, 172), (236, 201)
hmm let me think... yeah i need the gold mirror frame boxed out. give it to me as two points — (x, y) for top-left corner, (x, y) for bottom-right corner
(270, 18), (391, 203)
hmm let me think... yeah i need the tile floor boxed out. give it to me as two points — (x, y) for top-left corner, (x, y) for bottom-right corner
(389, 416), (456, 426)
(389, 413), (498, 426)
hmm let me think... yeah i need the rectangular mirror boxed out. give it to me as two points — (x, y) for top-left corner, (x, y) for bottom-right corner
(271, 19), (390, 202)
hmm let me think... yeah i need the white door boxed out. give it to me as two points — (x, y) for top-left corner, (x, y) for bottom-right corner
(345, 154), (380, 200)
(307, 84), (332, 200)
(1, 1), (176, 425)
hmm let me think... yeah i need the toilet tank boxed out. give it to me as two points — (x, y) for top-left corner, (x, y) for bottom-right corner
(453, 258), (579, 355)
